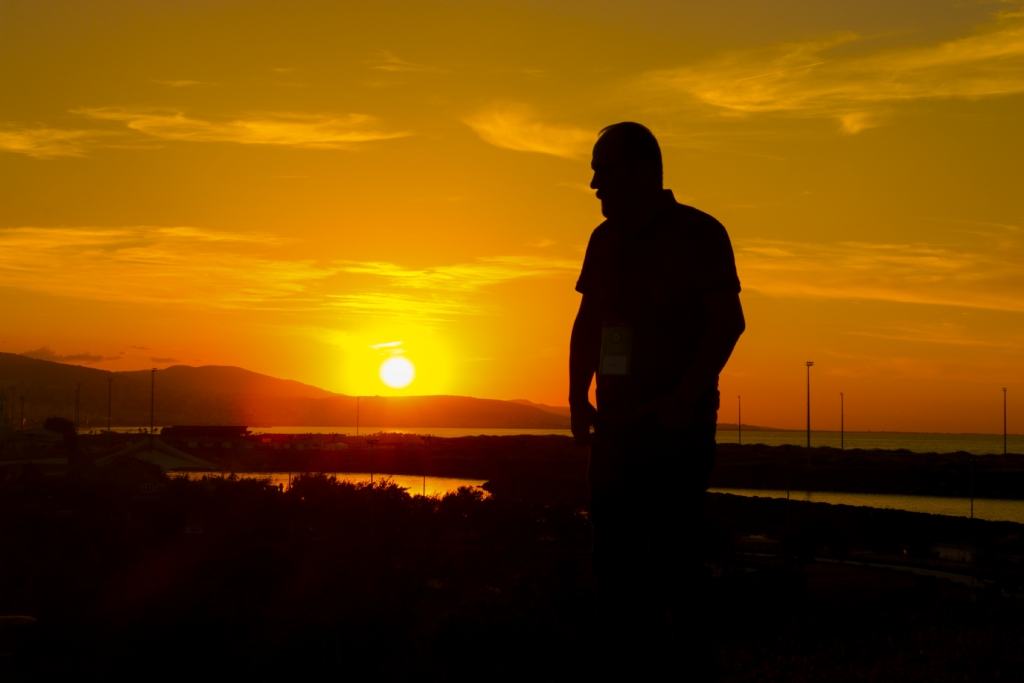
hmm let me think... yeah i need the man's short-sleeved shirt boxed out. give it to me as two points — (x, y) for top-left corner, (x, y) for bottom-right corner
(576, 189), (741, 422)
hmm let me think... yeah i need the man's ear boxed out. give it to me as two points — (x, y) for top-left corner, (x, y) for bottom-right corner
(633, 160), (660, 188)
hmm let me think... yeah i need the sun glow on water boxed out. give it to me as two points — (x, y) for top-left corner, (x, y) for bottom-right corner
(380, 356), (415, 388)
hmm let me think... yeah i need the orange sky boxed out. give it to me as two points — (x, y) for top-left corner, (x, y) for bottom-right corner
(2, 0), (1023, 433)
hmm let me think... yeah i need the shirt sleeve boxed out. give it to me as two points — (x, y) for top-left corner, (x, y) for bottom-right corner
(694, 217), (741, 294)
(574, 225), (604, 295)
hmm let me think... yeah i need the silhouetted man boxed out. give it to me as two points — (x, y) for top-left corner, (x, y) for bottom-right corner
(570, 122), (744, 676)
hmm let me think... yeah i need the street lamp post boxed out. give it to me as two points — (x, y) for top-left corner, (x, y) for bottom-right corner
(737, 395), (742, 446)
(970, 455), (975, 520)
(75, 383), (81, 434)
(840, 392), (844, 451)
(422, 434), (432, 496)
(366, 438), (379, 483)
(107, 378), (113, 449)
(805, 362), (814, 449)
(149, 368), (156, 446)
(1004, 388), (1008, 455)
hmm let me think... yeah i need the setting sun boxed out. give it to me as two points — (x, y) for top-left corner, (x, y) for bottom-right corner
(1, 0), (1021, 433)
(380, 356), (415, 389)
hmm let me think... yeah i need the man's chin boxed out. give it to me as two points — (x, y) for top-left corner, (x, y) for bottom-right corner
(599, 201), (622, 219)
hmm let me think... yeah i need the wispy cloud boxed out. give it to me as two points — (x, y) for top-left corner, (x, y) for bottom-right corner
(736, 236), (1024, 312)
(152, 79), (218, 88)
(75, 107), (410, 148)
(326, 292), (478, 320)
(151, 356), (180, 363)
(330, 255), (579, 319)
(0, 226), (579, 320)
(464, 104), (593, 158)
(845, 322), (1024, 349)
(368, 50), (448, 73)
(0, 124), (96, 158)
(837, 111), (880, 135)
(22, 346), (121, 364)
(639, 8), (1024, 132)
(339, 255), (579, 290)
(0, 226), (336, 309)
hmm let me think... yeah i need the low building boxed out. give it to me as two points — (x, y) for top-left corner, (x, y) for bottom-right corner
(93, 437), (217, 471)
(161, 426), (250, 439)
(0, 428), (63, 460)
(932, 543), (974, 563)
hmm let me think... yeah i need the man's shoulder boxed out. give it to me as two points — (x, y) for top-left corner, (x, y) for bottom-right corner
(666, 201), (726, 233)
(585, 218), (618, 250)
(590, 218), (615, 236)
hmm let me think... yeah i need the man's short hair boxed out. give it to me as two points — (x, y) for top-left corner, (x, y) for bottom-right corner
(598, 122), (663, 183)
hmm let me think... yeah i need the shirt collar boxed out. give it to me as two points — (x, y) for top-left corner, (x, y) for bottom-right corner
(617, 188), (676, 237)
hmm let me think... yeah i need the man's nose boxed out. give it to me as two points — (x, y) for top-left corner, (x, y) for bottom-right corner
(590, 173), (599, 190)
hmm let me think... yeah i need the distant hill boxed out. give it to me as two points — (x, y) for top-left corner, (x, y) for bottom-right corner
(0, 353), (568, 429)
(118, 364), (336, 399)
(509, 399), (571, 418)
(340, 395), (568, 429)
(718, 422), (787, 432)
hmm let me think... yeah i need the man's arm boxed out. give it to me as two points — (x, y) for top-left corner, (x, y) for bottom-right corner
(644, 290), (745, 427)
(674, 289), (745, 405)
(569, 294), (601, 445)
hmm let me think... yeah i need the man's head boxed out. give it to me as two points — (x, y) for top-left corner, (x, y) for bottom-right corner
(590, 122), (663, 219)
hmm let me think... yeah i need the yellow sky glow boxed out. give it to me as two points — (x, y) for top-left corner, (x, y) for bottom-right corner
(1, 0), (1022, 433)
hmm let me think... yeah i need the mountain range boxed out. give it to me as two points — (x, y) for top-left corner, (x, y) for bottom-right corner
(0, 352), (569, 430)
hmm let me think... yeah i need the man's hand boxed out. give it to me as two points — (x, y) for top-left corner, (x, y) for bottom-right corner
(570, 401), (598, 447)
(637, 394), (695, 430)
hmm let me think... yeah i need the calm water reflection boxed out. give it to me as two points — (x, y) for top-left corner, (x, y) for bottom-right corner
(712, 488), (1024, 525)
(170, 475), (1024, 523)
(172, 471), (486, 497)
(718, 430), (1023, 455)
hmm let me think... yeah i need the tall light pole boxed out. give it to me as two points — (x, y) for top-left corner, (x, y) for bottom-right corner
(107, 377), (113, 449)
(366, 437), (378, 483)
(422, 434), (432, 496)
(75, 382), (81, 434)
(1004, 387), (1008, 455)
(19, 396), (25, 431)
(737, 395), (742, 446)
(806, 362), (814, 449)
(149, 368), (156, 445)
(970, 455), (975, 520)
(840, 392), (844, 451)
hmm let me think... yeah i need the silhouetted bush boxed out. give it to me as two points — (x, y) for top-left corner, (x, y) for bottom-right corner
(2, 467), (1024, 680)
(43, 416), (78, 453)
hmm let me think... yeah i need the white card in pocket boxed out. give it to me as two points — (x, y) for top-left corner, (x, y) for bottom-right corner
(600, 326), (632, 376)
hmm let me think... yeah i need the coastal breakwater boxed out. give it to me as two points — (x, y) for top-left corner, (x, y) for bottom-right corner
(126, 432), (1024, 502)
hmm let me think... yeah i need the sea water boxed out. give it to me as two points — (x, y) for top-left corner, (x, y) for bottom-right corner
(718, 429), (1022, 455)
(711, 488), (1024, 525)
(95, 425), (1021, 455)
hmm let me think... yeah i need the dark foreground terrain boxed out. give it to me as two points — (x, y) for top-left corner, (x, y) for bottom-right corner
(3, 457), (1024, 681)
